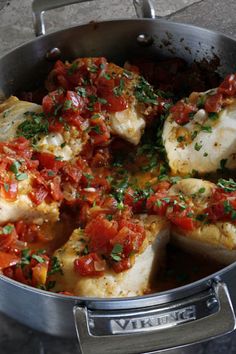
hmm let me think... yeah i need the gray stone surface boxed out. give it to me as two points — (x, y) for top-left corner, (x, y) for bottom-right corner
(0, 0), (236, 353)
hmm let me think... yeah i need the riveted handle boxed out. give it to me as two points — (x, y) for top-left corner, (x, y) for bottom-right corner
(32, 0), (155, 37)
(73, 282), (235, 354)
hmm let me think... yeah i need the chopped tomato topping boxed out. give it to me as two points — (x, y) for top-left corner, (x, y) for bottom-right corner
(89, 116), (110, 145)
(42, 89), (65, 115)
(102, 95), (128, 113)
(170, 101), (196, 125)
(218, 74), (236, 97)
(0, 252), (19, 269)
(167, 209), (195, 231)
(74, 253), (105, 276)
(86, 215), (118, 254)
(204, 93), (223, 113)
(37, 152), (64, 171)
(0, 180), (18, 201)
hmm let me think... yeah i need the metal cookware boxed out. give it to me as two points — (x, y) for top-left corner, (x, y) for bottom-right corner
(0, 1), (236, 353)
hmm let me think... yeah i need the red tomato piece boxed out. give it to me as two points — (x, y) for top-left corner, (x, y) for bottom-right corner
(37, 152), (64, 171)
(112, 258), (131, 273)
(0, 252), (19, 269)
(204, 93), (223, 113)
(63, 91), (86, 115)
(86, 215), (118, 254)
(50, 176), (64, 201)
(0, 180), (18, 201)
(146, 193), (169, 216)
(15, 221), (39, 243)
(89, 117), (110, 145)
(167, 210), (195, 231)
(111, 220), (145, 257)
(102, 95), (128, 113)
(29, 186), (48, 205)
(74, 253), (105, 276)
(123, 188), (145, 213)
(170, 101), (196, 125)
(218, 74), (236, 97)
(42, 90), (65, 115)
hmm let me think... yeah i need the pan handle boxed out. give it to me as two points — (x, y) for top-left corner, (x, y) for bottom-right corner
(73, 281), (236, 354)
(32, 0), (155, 37)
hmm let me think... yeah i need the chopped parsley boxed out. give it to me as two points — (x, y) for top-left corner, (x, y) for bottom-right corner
(190, 131), (198, 141)
(217, 178), (236, 192)
(2, 225), (13, 235)
(134, 77), (158, 105)
(9, 160), (28, 181)
(17, 112), (49, 143)
(198, 187), (206, 194)
(111, 243), (123, 262)
(201, 125), (212, 133)
(76, 87), (87, 97)
(67, 61), (78, 76)
(48, 256), (63, 275)
(32, 254), (45, 263)
(194, 142), (203, 151)
(113, 79), (125, 96)
(208, 112), (219, 121)
(177, 136), (185, 143)
(63, 100), (72, 110)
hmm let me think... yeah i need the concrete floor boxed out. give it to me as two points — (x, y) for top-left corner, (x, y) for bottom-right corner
(0, 0), (236, 353)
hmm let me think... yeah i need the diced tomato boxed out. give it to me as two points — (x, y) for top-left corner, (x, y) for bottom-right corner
(102, 94), (128, 113)
(37, 152), (64, 171)
(13, 266), (30, 285)
(123, 188), (146, 213)
(206, 188), (236, 222)
(0, 180), (18, 201)
(29, 186), (48, 205)
(54, 60), (67, 76)
(170, 101), (196, 125)
(42, 89), (65, 115)
(63, 91), (86, 115)
(0, 225), (17, 250)
(167, 210), (195, 231)
(89, 117), (110, 145)
(91, 148), (110, 168)
(146, 192), (169, 216)
(74, 253), (105, 276)
(204, 93), (223, 113)
(205, 203), (225, 222)
(48, 120), (64, 133)
(97, 76), (115, 95)
(15, 221), (40, 243)
(0, 252), (19, 269)
(50, 176), (64, 201)
(62, 163), (82, 183)
(86, 215), (118, 254)
(112, 258), (131, 273)
(111, 220), (145, 257)
(65, 113), (84, 130)
(154, 181), (171, 192)
(218, 74), (236, 97)
(78, 189), (101, 205)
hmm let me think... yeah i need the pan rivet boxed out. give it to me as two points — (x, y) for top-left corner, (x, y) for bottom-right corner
(137, 34), (153, 46)
(46, 47), (61, 61)
(206, 297), (218, 310)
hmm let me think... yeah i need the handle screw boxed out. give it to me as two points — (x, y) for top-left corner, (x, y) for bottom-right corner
(46, 47), (61, 61)
(207, 297), (218, 310)
(137, 34), (154, 46)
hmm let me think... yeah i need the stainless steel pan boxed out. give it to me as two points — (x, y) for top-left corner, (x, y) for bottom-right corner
(0, 1), (236, 353)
